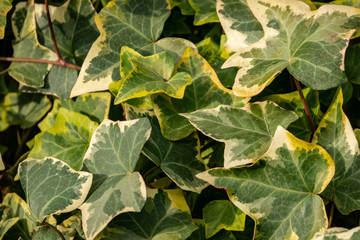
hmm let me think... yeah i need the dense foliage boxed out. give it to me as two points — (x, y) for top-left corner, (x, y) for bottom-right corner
(1, 0), (360, 239)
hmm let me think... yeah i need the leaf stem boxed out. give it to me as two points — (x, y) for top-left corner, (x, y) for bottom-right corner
(328, 202), (335, 228)
(319, 194), (333, 203)
(41, 221), (65, 240)
(143, 165), (159, 189)
(14, 127), (33, 162)
(0, 68), (9, 76)
(292, 76), (315, 139)
(0, 57), (81, 70)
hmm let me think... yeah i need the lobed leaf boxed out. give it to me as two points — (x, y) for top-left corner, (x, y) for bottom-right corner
(188, 0), (219, 25)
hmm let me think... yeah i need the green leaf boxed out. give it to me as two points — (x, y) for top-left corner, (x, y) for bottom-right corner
(183, 101), (298, 168)
(18, 157), (92, 221)
(2, 92), (52, 129)
(197, 126), (335, 240)
(32, 225), (76, 240)
(153, 47), (246, 141)
(203, 200), (245, 238)
(187, 220), (237, 240)
(80, 118), (151, 240)
(345, 44), (360, 84)
(29, 108), (98, 170)
(312, 88), (360, 214)
(188, 0), (219, 25)
(71, 0), (196, 97)
(96, 189), (197, 240)
(313, 227), (360, 240)
(221, 0), (360, 97)
(9, 1), (57, 88)
(38, 92), (111, 131)
(0, 0), (11, 39)
(169, 0), (195, 15)
(125, 105), (208, 193)
(113, 47), (192, 104)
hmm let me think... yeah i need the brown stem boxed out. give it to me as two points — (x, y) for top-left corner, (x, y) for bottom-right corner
(143, 165), (159, 189)
(292, 77), (315, 138)
(0, 57), (81, 70)
(14, 127), (33, 162)
(41, 222), (65, 240)
(319, 194), (333, 203)
(328, 202), (335, 228)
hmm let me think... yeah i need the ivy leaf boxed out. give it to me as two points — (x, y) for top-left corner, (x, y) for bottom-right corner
(345, 44), (360, 84)
(2, 92), (51, 129)
(9, 1), (57, 88)
(197, 126), (335, 240)
(203, 200), (245, 238)
(313, 227), (360, 240)
(112, 47), (192, 104)
(153, 48), (246, 141)
(188, 0), (219, 25)
(312, 88), (360, 214)
(182, 101), (298, 168)
(71, 0), (196, 97)
(80, 118), (151, 240)
(29, 108), (99, 170)
(169, 0), (195, 15)
(97, 189), (197, 240)
(0, 0), (11, 39)
(18, 157), (92, 221)
(220, 0), (360, 97)
(125, 105), (208, 193)
(187, 219), (237, 240)
(32, 225), (76, 240)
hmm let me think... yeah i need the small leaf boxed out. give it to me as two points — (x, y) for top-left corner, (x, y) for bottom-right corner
(169, 0), (195, 15)
(29, 108), (99, 170)
(187, 220), (237, 240)
(18, 157), (92, 221)
(188, 0), (219, 25)
(313, 227), (360, 240)
(221, 0), (360, 97)
(203, 200), (245, 238)
(197, 126), (335, 240)
(0, 0), (11, 39)
(183, 101), (298, 168)
(97, 189), (197, 240)
(80, 118), (151, 240)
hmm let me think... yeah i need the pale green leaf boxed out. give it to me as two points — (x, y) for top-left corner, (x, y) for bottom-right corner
(18, 157), (92, 221)
(0, 153), (4, 171)
(80, 118), (151, 240)
(0, 0), (11, 39)
(29, 108), (99, 170)
(188, 0), (219, 25)
(203, 200), (245, 238)
(71, 0), (196, 97)
(96, 189), (197, 240)
(187, 219), (237, 240)
(113, 48), (192, 104)
(197, 126), (335, 240)
(312, 88), (360, 214)
(312, 227), (360, 240)
(153, 47), (247, 141)
(2, 92), (51, 129)
(0, 218), (19, 240)
(169, 0), (195, 15)
(32, 225), (76, 240)
(182, 101), (298, 168)
(221, 0), (360, 97)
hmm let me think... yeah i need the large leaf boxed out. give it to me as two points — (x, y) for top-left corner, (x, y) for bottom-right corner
(312, 227), (360, 240)
(183, 101), (298, 168)
(0, 0), (11, 39)
(97, 189), (197, 240)
(80, 118), (151, 240)
(197, 126), (335, 240)
(71, 0), (196, 97)
(125, 105), (208, 193)
(312, 88), (360, 214)
(18, 157), (92, 221)
(220, 0), (360, 97)
(112, 47), (192, 104)
(188, 0), (219, 25)
(152, 47), (246, 141)
(29, 108), (99, 170)
(2, 92), (51, 129)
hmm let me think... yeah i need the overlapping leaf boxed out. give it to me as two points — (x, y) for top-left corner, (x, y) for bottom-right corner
(0, 0), (11, 39)
(220, 0), (360, 97)
(80, 118), (151, 240)
(188, 0), (219, 25)
(153, 48), (246, 141)
(29, 108), (99, 170)
(97, 189), (197, 240)
(197, 126), (335, 240)
(313, 227), (360, 240)
(18, 157), (92, 221)
(188, 220), (237, 240)
(183, 101), (298, 168)
(71, 0), (196, 97)
(125, 105), (208, 193)
(312, 88), (360, 214)
(169, 0), (195, 15)
(112, 47), (192, 104)
(345, 44), (360, 84)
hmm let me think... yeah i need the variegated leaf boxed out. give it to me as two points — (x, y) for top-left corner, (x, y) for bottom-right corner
(188, 0), (219, 25)
(80, 118), (151, 240)
(312, 227), (360, 240)
(197, 126), (335, 240)
(182, 101), (298, 168)
(18, 157), (92, 221)
(220, 0), (360, 97)
(0, 0), (11, 39)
